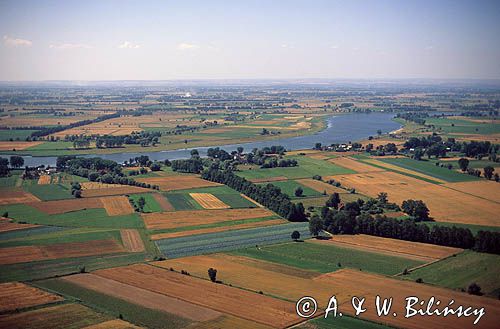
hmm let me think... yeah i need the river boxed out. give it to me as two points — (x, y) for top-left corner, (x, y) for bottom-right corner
(12, 112), (401, 167)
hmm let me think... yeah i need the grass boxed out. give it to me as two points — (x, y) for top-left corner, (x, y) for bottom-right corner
(0, 252), (146, 282)
(425, 117), (499, 135)
(380, 157), (479, 182)
(164, 193), (203, 210)
(23, 183), (74, 201)
(35, 279), (191, 329)
(0, 171), (22, 188)
(0, 205), (144, 228)
(258, 180), (322, 199)
(129, 193), (163, 213)
(232, 241), (425, 276)
(0, 225), (67, 240)
(0, 227), (122, 248)
(421, 221), (500, 235)
(299, 315), (391, 329)
(403, 250), (500, 297)
(214, 192), (257, 208)
(237, 156), (355, 180)
(0, 129), (39, 141)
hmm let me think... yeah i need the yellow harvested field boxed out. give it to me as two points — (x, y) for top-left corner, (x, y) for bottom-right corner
(0, 190), (40, 205)
(37, 175), (51, 184)
(82, 319), (141, 329)
(308, 234), (463, 262)
(442, 180), (500, 203)
(100, 196), (134, 216)
(142, 208), (275, 230)
(188, 315), (273, 329)
(151, 219), (286, 240)
(296, 178), (348, 194)
(136, 175), (221, 191)
(81, 183), (149, 197)
(0, 282), (63, 312)
(120, 229), (145, 252)
(94, 264), (300, 328)
(189, 193), (229, 209)
(63, 274), (221, 322)
(157, 255), (500, 329)
(331, 171), (500, 226)
(0, 141), (43, 151)
(363, 158), (447, 183)
(0, 303), (110, 329)
(329, 156), (384, 173)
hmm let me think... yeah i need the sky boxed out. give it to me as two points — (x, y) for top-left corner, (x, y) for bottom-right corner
(0, 0), (499, 81)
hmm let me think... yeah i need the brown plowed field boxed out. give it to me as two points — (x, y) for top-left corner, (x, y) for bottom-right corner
(0, 239), (125, 265)
(248, 176), (288, 183)
(442, 180), (500, 203)
(0, 303), (110, 329)
(82, 319), (141, 329)
(189, 193), (229, 209)
(331, 171), (500, 226)
(120, 229), (145, 252)
(94, 264), (300, 328)
(150, 219), (286, 240)
(152, 193), (174, 211)
(142, 208), (275, 230)
(37, 175), (51, 185)
(136, 176), (221, 191)
(0, 190), (40, 205)
(28, 197), (103, 214)
(62, 274), (221, 322)
(296, 178), (348, 194)
(329, 157), (384, 173)
(188, 315), (273, 329)
(101, 196), (134, 216)
(308, 234), (463, 262)
(0, 218), (39, 232)
(0, 141), (43, 151)
(0, 282), (63, 312)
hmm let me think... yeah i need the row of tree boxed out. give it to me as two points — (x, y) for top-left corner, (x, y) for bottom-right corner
(201, 167), (306, 221)
(0, 156), (25, 177)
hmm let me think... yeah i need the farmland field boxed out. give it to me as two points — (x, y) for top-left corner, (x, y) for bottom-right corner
(0, 282), (63, 312)
(233, 240), (424, 275)
(165, 192), (204, 210)
(258, 180), (322, 198)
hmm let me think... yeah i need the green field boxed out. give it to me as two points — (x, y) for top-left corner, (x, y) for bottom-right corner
(23, 182), (74, 200)
(380, 157), (479, 182)
(164, 193), (203, 210)
(425, 117), (499, 135)
(403, 250), (500, 297)
(258, 180), (322, 199)
(0, 252), (146, 283)
(232, 241), (424, 276)
(176, 185), (257, 208)
(298, 315), (391, 329)
(237, 156), (355, 180)
(0, 205), (144, 228)
(129, 193), (163, 212)
(35, 278), (190, 329)
(0, 129), (40, 141)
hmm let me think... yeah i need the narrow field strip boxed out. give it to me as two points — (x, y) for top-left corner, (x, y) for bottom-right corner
(189, 193), (229, 209)
(120, 229), (145, 252)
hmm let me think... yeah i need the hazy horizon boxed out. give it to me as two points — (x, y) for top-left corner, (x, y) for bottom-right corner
(1, 0), (500, 81)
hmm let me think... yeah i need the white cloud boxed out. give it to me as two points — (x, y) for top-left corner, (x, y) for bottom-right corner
(281, 44), (294, 49)
(330, 45), (339, 49)
(177, 43), (199, 50)
(118, 41), (140, 49)
(425, 45), (434, 50)
(49, 43), (92, 49)
(3, 35), (32, 47)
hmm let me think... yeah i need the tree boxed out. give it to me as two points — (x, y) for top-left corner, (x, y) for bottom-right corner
(458, 158), (469, 172)
(208, 268), (217, 282)
(377, 192), (388, 204)
(138, 196), (146, 210)
(309, 215), (323, 237)
(401, 199), (430, 221)
(314, 142), (322, 150)
(326, 193), (341, 209)
(377, 129), (382, 136)
(294, 187), (303, 197)
(291, 230), (301, 241)
(483, 166), (494, 180)
(237, 146), (244, 154)
(149, 162), (161, 171)
(9, 156), (24, 168)
(467, 283), (482, 296)
(190, 149), (199, 157)
(0, 157), (9, 177)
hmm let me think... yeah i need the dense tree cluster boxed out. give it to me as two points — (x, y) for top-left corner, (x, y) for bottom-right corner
(171, 157), (204, 173)
(401, 199), (430, 221)
(395, 112), (429, 125)
(201, 167), (306, 221)
(260, 158), (297, 169)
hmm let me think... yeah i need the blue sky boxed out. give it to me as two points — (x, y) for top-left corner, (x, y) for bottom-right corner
(0, 0), (499, 80)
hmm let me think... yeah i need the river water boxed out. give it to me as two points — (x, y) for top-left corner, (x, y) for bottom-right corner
(13, 112), (400, 167)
